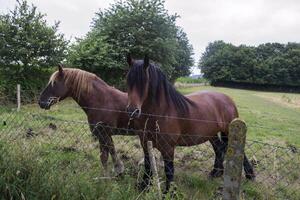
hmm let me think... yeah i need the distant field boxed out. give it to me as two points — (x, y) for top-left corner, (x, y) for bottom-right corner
(179, 86), (300, 147)
(176, 77), (207, 84)
(0, 86), (299, 199)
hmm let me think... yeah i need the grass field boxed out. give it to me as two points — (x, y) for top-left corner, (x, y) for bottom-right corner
(179, 86), (300, 147)
(0, 86), (299, 200)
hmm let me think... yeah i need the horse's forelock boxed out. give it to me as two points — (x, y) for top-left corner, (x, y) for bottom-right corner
(49, 71), (59, 85)
(127, 61), (148, 97)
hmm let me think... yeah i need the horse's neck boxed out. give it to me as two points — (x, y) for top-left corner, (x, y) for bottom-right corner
(71, 79), (126, 113)
(143, 91), (172, 116)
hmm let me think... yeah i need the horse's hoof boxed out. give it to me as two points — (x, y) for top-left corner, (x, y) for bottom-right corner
(245, 173), (256, 181)
(115, 172), (124, 179)
(114, 170), (124, 178)
(102, 169), (110, 177)
(162, 191), (177, 199)
(163, 183), (177, 199)
(114, 160), (125, 176)
(136, 181), (151, 192)
(209, 168), (224, 178)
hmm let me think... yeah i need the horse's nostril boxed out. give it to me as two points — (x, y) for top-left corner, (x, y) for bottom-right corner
(127, 106), (140, 118)
(126, 107), (131, 114)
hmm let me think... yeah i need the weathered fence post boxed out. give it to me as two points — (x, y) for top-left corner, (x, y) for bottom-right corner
(17, 84), (21, 112)
(223, 118), (247, 200)
(147, 141), (162, 199)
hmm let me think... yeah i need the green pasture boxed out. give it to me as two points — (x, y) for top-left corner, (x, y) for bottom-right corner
(0, 86), (299, 200)
(178, 86), (300, 147)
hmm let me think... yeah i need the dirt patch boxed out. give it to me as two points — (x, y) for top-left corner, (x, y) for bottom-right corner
(254, 93), (300, 109)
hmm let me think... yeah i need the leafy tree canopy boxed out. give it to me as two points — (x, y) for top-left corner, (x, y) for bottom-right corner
(199, 41), (300, 87)
(0, 0), (68, 96)
(68, 0), (194, 86)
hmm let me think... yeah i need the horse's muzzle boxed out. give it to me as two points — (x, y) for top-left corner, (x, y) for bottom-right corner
(38, 97), (59, 110)
(126, 106), (141, 118)
(38, 100), (50, 110)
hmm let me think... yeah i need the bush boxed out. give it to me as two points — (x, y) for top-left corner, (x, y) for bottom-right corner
(0, 0), (68, 100)
(0, 67), (54, 102)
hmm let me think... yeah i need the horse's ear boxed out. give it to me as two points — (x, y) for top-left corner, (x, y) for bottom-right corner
(144, 54), (149, 70)
(127, 53), (133, 67)
(58, 64), (64, 75)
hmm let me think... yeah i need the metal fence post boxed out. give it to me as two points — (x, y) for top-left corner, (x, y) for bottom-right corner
(147, 141), (162, 199)
(17, 84), (21, 112)
(223, 118), (247, 200)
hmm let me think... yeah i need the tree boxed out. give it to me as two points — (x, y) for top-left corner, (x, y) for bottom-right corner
(199, 41), (300, 87)
(285, 47), (300, 85)
(199, 41), (234, 83)
(171, 29), (194, 82)
(0, 0), (68, 96)
(68, 0), (193, 86)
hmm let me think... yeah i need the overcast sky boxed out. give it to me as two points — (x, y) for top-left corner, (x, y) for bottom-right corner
(1, 0), (300, 73)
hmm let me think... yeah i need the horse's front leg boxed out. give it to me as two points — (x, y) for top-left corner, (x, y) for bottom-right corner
(92, 124), (124, 176)
(106, 134), (124, 176)
(99, 140), (110, 176)
(138, 141), (153, 191)
(90, 124), (110, 176)
(161, 146), (175, 194)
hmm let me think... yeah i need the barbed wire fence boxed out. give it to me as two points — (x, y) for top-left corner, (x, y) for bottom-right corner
(0, 89), (299, 200)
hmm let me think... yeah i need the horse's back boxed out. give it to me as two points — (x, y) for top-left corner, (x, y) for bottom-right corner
(186, 90), (238, 133)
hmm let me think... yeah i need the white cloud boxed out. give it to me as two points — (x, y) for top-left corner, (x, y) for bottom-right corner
(1, 0), (300, 65)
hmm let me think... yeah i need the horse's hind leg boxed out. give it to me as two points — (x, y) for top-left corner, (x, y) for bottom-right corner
(210, 133), (256, 180)
(244, 154), (255, 180)
(209, 132), (228, 178)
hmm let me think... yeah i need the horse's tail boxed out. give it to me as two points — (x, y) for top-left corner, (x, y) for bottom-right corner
(233, 103), (239, 118)
(227, 94), (239, 120)
(220, 95), (239, 135)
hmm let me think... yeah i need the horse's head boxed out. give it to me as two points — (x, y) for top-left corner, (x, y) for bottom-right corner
(126, 54), (150, 118)
(39, 65), (69, 110)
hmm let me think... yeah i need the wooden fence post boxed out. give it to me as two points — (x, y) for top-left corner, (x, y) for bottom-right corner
(17, 84), (21, 112)
(147, 141), (162, 199)
(223, 118), (247, 200)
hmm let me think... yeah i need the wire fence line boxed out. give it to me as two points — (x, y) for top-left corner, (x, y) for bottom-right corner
(1, 105), (298, 150)
(1, 88), (300, 120)
(2, 89), (300, 135)
(1, 109), (298, 151)
(1, 90), (300, 154)
(1, 94), (300, 136)
(1, 96), (299, 199)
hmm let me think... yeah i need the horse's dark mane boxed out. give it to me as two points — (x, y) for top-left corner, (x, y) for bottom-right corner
(127, 60), (193, 115)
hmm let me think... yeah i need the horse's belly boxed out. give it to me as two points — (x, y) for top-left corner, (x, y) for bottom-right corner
(176, 135), (209, 146)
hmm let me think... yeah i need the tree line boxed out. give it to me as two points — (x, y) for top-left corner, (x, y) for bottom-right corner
(200, 41), (300, 87)
(1, 0), (300, 99)
(0, 0), (193, 98)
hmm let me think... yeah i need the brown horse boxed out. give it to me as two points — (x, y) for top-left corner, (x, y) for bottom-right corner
(39, 65), (132, 176)
(126, 55), (255, 192)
